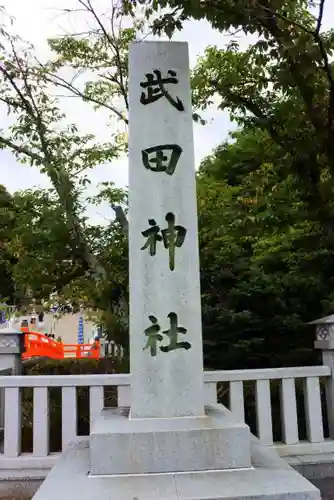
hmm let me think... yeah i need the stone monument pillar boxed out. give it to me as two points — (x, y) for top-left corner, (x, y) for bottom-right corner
(128, 41), (204, 419)
(89, 42), (251, 475)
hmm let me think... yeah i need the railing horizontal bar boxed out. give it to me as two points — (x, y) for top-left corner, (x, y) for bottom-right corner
(2, 441), (334, 471)
(0, 452), (61, 469)
(205, 366), (330, 382)
(0, 374), (131, 387)
(0, 366), (329, 388)
(275, 440), (334, 456)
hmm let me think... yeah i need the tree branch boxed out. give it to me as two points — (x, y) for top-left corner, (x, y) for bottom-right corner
(257, 2), (334, 161)
(1, 57), (107, 284)
(0, 63), (36, 118)
(258, 13), (324, 137)
(44, 70), (128, 124)
(109, 0), (129, 111)
(316, 0), (326, 34)
(258, 2), (334, 93)
(11, 44), (54, 167)
(79, 0), (129, 110)
(210, 79), (283, 146)
(111, 204), (128, 235)
(0, 135), (43, 162)
(201, 0), (331, 144)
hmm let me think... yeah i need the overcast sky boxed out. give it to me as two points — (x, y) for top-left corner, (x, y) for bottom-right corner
(1, 0), (333, 223)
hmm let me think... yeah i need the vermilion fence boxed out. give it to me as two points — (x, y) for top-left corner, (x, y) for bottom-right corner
(21, 329), (100, 360)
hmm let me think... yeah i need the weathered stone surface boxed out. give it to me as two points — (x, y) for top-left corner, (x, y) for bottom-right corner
(0, 328), (23, 373)
(90, 405), (251, 475)
(32, 439), (321, 500)
(128, 41), (204, 419)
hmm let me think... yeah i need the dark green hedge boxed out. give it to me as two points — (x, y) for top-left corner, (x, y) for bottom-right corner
(23, 356), (129, 376)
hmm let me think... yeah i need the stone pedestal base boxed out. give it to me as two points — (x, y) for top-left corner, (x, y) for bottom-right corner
(32, 438), (321, 500)
(90, 405), (251, 475)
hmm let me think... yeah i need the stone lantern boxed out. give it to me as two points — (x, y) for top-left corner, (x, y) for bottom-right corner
(311, 314), (334, 350)
(0, 327), (25, 375)
(0, 327), (25, 441)
(311, 314), (334, 437)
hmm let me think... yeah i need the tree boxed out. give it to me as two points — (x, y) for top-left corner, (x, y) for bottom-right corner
(0, 6), (131, 345)
(8, 188), (85, 300)
(0, 32), (117, 278)
(197, 126), (334, 369)
(45, 0), (134, 124)
(0, 185), (16, 302)
(4, 0), (334, 364)
(123, 0), (334, 228)
(120, 0), (334, 366)
(0, 183), (129, 346)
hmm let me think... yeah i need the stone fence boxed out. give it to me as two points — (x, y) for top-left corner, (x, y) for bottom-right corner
(0, 365), (332, 481)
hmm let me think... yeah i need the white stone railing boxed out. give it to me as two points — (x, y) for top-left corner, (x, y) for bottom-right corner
(205, 366), (332, 457)
(0, 366), (332, 478)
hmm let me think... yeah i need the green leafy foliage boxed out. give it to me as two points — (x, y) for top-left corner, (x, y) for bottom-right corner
(120, 0), (334, 368)
(0, 185), (16, 302)
(197, 127), (331, 369)
(3, 0), (334, 370)
(0, 182), (130, 348)
(0, 6), (130, 345)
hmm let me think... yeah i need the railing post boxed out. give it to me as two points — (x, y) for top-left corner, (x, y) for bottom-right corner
(0, 327), (25, 375)
(312, 314), (334, 437)
(204, 382), (217, 405)
(118, 385), (131, 407)
(0, 327), (25, 444)
(99, 338), (106, 358)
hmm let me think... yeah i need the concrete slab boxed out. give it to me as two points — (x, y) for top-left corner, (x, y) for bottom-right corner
(34, 441), (178, 500)
(90, 405), (251, 475)
(32, 439), (321, 500)
(174, 469), (319, 500)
